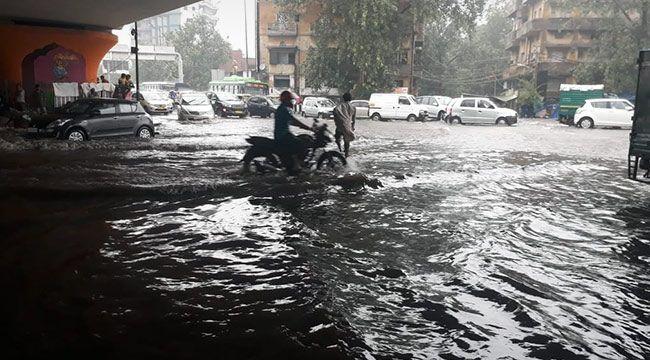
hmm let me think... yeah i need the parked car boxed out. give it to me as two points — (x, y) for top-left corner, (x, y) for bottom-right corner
(447, 97), (518, 125)
(207, 92), (248, 118)
(178, 92), (215, 121)
(368, 93), (429, 122)
(247, 96), (276, 118)
(350, 100), (370, 119)
(302, 97), (336, 119)
(137, 91), (173, 115)
(573, 98), (634, 129)
(415, 96), (445, 121)
(28, 98), (155, 141)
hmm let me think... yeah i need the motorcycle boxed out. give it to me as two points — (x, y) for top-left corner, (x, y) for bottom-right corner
(242, 121), (347, 174)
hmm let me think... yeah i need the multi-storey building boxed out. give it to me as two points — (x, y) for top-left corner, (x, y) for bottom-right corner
(138, 0), (218, 46)
(503, 0), (604, 100)
(258, 0), (421, 95)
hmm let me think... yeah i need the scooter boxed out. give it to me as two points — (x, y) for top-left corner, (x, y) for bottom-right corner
(242, 121), (347, 174)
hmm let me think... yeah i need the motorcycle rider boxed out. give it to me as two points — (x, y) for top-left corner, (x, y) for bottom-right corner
(275, 90), (312, 174)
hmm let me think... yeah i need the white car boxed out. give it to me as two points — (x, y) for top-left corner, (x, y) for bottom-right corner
(350, 100), (370, 118)
(178, 92), (215, 121)
(573, 99), (634, 129)
(302, 97), (335, 119)
(415, 95), (446, 121)
(368, 93), (429, 122)
(447, 97), (518, 125)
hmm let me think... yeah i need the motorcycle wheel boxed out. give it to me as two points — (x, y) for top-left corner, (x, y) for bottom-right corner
(317, 151), (347, 170)
(242, 148), (281, 173)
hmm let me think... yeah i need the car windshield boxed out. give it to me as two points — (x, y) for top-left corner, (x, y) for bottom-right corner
(268, 98), (280, 105)
(318, 99), (334, 107)
(217, 93), (239, 101)
(181, 94), (209, 105)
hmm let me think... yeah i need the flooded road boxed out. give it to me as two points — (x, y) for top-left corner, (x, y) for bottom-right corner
(1, 117), (648, 359)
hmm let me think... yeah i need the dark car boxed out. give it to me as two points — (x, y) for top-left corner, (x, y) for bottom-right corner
(247, 96), (276, 118)
(29, 98), (155, 141)
(207, 92), (248, 118)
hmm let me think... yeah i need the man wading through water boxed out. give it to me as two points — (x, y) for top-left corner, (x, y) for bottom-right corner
(333, 92), (356, 158)
(275, 90), (313, 175)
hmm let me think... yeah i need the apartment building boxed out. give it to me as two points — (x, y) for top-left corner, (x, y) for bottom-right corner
(258, 0), (421, 95)
(138, 0), (219, 46)
(503, 0), (603, 100)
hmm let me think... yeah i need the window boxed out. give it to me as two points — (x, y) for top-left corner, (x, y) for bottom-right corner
(460, 99), (475, 108)
(270, 49), (296, 65)
(429, 97), (439, 106)
(274, 75), (291, 88)
(610, 101), (634, 110)
(398, 97), (410, 105)
(92, 102), (116, 115)
(479, 100), (494, 109)
(591, 102), (608, 109)
(119, 103), (134, 113)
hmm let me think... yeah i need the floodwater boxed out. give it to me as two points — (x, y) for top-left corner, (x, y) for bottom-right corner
(0, 117), (648, 359)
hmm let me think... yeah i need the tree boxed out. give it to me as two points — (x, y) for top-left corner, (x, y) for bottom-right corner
(276, 0), (485, 98)
(418, 4), (512, 96)
(551, 0), (650, 94)
(167, 14), (231, 90)
(139, 60), (179, 83)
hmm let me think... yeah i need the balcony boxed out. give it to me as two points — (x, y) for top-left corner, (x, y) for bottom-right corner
(505, 31), (518, 50)
(513, 17), (605, 41)
(267, 22), (298, 37)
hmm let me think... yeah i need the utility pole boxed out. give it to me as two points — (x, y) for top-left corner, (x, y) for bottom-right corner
(256, 0), (261, 79)
(408, 11), (416, 95)
(131, 22), (140, 94)
(244, 0), (249, 77)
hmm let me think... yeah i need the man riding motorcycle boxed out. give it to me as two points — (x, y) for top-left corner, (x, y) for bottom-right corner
(275, 90), (313, 174)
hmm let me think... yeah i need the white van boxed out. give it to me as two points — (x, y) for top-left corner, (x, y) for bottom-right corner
(368, 93), (429, 121)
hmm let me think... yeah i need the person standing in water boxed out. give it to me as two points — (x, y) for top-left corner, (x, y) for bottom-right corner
(333, 92), (356, 158)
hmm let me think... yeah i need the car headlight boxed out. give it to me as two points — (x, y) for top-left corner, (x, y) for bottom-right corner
(47, 119), (71, 128)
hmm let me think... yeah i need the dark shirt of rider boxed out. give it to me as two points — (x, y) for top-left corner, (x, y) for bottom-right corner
(274, 103), (292, 141)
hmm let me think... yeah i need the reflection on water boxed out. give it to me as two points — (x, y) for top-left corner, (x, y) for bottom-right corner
(0, 118), (648, 359)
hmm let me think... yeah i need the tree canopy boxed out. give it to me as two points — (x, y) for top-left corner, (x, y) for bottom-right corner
(277, 0), (485, 98)
(167, 14), (231, 90)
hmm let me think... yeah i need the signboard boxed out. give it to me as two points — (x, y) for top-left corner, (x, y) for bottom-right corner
(628, 50), (650, 182)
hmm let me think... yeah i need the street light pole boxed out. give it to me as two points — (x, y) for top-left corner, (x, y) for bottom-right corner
(244, 0), (249, 77)
(131, 22), (140, 94)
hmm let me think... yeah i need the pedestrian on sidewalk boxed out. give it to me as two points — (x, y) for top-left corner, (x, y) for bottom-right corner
(32, 84), (46, 114)
(333, 92), (356, 158)
(15, 83), (26, 112)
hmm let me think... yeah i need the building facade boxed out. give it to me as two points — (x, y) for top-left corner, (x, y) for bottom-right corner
(138, 0), (219, 46)
(503, 0), (603, 100)
(258, 0), (421, 96)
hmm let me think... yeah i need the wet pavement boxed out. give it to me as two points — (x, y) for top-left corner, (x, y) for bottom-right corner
(0, 116), (648, 359)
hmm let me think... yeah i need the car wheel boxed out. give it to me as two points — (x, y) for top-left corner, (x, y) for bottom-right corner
(137, 126), (154, 139)
(496, 117), (506, 126)
(66, 128), (86, 142)
(578, 117), (594, 129)
(450, 116), (462, 125)
(371, 113), (382, 121)
(438, 111), (445, 121)
(406, 114), (417, 122)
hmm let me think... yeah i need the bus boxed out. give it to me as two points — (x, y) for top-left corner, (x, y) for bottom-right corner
(208, 76), (269, 96)
(628, 50), (650, 182)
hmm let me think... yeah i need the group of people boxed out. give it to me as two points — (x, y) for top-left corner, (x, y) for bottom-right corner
(12, 83), (46, 114)
(112, 73), (134, 100)
(274, 90), (356, 173)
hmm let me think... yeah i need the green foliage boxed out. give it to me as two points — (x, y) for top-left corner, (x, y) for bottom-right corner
(517, 78), (543, 107)
(167, 15), (231, 90)
(552, 0), (650, 94)
(277, 0), (485, 98)
(418, 4), (511, 96)
(139, 60), (179, 83)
